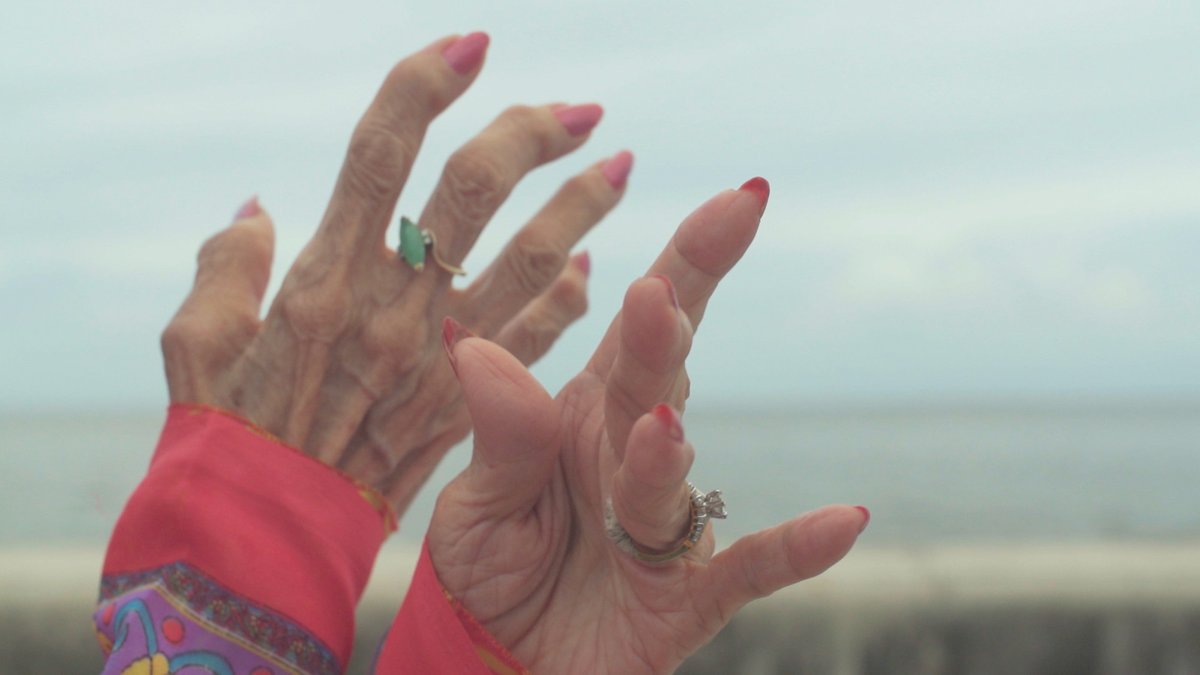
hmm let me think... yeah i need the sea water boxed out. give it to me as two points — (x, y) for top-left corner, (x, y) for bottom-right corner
(1, 405), (1197, 549)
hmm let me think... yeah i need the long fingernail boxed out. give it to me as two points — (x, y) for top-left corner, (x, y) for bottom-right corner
(651, 274), (679, 310)
(554, 103), (604, 136)
(854, 505), (871, 533)
(441, 316), (474, 374)
(442, 32), (490, 75)
(601, 150), (634, 190)
(652, 403), (685, 443)
(234, 196), (260, 221)
(572, 250), (591, 278)
(738, 177), (770, 214)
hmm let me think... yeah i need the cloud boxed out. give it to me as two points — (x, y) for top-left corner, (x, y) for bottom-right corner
(2, 0), (1197, 407)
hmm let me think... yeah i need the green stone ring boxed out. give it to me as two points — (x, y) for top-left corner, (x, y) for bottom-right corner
(398, 216), (466, 276)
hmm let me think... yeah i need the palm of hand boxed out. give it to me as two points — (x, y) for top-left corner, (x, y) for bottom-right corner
(429, 185), (868, 674)
(433, 377), (709, 674)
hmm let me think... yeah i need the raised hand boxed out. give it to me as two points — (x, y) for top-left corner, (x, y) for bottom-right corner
(431, 180), (869, 674)
(159, 32), (634, 515)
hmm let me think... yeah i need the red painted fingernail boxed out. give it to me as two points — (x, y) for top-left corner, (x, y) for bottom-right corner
(572, 250), (591, 278)
(554, 103), (604, 136)
(652, 403), (684, 443)
(854, 505), (871, 533)
(441, 316), (475, 374)
(234, 195), (260, 221)
(442, 32), (490, 75)
(738, 177), (770, 213)
(651, 274), (679, 310)
(601, 150), (634, 190)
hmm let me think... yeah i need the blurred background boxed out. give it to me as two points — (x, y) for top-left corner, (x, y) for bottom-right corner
(2, 1), (1198, 673)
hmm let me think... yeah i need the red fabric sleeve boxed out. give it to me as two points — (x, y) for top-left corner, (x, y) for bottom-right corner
(102, 404), (392, 672)
(374, 540), (530, 675)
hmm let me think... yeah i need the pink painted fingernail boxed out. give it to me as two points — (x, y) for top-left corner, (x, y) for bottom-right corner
(572, 250), (591, 278)
(652, 403), (685, 443)
(234, 196), (260, 221)
(651, 274), (679, 310)
(442, 32), (490, 75)
(738, 177), (770, 214)
(854, 505), (871, 533)
(554, 103), (604, 136)
(601, 150), (634, 190)
(441, 316), (475, 374)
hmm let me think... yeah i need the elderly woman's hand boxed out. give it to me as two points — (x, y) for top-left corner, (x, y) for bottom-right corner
(159, 32), (631, 514)
(431, 181), (868, 674)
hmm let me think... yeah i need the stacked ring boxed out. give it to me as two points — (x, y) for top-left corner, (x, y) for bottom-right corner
(605, 482), (727, 564)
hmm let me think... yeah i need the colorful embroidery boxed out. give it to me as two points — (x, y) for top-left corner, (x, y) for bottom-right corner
(99, 597), (235, 674)
(101, 563), (338, 675)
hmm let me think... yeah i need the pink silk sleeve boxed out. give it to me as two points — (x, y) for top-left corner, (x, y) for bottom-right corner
(95, 404), (528, 674)
(95, 404), (393, 675)
(372, 541), (530, 675)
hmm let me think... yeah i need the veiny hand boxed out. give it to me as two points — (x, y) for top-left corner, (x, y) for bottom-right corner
(159, 32), (634, 514)
(431, 180), (869, 674)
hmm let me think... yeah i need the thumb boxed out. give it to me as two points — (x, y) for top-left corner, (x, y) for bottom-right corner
(162, 196), (276, 402)
(192, 196), (276, 311)
(442, 317), (560, 513)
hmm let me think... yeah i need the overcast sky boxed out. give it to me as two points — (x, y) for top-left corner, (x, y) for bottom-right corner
(2, 0), (1198, 411)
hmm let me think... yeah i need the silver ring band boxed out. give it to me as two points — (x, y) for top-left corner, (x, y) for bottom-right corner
(605, 482), (727, 564)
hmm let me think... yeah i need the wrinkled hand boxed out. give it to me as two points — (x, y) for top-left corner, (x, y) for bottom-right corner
(160, 32), (632, 514)
(430, 181), (869, 674)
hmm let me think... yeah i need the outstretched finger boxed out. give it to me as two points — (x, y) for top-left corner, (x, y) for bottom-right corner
(492, 251), (591, 366)
(162, 197), (276, 402)
(702, 505), (868, 618)
(588, 179), (766, 375)
(443, 318), (561, 514)
(411, 102), (605, 291)
(460, 151), (631, 335)
(610, 404), (694, 553)
(603, 275), (692, 459)
(318, 32), (490, 259)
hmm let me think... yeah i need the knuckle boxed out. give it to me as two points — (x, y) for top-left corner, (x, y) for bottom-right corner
(562, 171), (612, 213)
(362, 314), (429, 378)
(341, 122), (413, 205)
(279, 279), (352, 342)
(441, 147), (510, 216)
(549, 274), (589, 320)
(160, 310), (219, 359)
(383, 58), (449, 114)
(162, 302), (259, 359)
(500, 103), (540, 125)
(499, 104), (556, 161)
(226, 307), (261, 340)
(504, 229), (567, 296)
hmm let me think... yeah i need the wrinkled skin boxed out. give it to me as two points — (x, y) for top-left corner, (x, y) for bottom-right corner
(432, 184), (869, 674)
(160, 33), (626, 514)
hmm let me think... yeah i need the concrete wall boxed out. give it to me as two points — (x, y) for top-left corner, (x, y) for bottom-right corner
(6, 544), (1200, 674)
